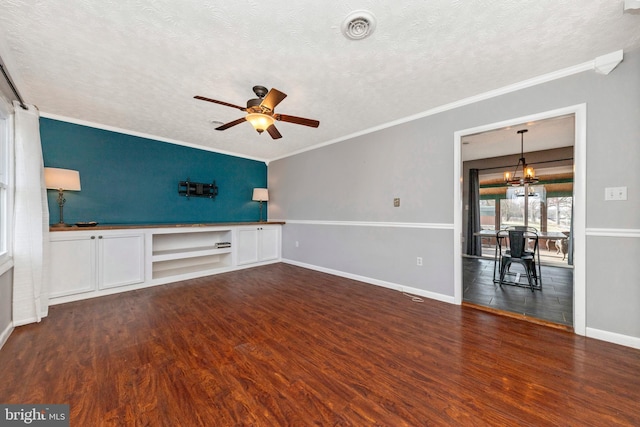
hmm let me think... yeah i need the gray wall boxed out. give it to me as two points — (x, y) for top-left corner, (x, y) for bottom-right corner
(270, 48), (640, 339)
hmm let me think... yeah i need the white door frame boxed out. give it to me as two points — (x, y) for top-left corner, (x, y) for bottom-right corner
(453, 104), (587, 336)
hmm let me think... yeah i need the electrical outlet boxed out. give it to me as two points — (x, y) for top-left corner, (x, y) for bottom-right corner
(394, 198), (400, 207)
(416, 257), (423, 266)
(295, 241), (299, 247)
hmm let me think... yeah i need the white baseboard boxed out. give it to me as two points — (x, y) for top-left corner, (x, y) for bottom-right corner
(282, 258), (455, 304)
(0, 322), (14, 350)
(586, 327), (640, 350)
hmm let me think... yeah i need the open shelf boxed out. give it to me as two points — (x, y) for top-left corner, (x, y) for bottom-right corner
(151, 253), (232, 280)
(152, 261), (230, 279)
(153, 230), (231, 252)
(152, 246), (231, 262)
(151, 229), (233, 281)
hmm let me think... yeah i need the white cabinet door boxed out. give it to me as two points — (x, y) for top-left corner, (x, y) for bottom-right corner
(49, 234), (97, 298)
(259, 226), (280, 262)
(98, 234), (145, 290)
(236, 226), (281, 266)
(236, 228), (259, 265)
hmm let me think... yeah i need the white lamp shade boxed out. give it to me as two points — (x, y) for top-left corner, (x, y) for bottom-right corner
(44, 167), (81, 191)
(252, 188), (269, 201)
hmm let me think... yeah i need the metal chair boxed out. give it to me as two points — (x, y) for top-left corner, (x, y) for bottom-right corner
(497, 229), (540, 292)
(507, 226), (542, 282)
(509, 226), (537, 254)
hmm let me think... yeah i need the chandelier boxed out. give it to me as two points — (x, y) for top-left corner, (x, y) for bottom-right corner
(504, 129), (539, 186)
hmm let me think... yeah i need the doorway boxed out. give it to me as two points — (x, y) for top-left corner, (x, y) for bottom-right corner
(453, 105), (587, 335)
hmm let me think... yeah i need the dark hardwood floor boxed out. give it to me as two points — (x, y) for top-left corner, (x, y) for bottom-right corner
(463, 256), (573, 327)
(1, 263), (639, 426)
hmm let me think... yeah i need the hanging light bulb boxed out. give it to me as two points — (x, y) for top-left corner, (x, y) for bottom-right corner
(525, 166), (535, 180)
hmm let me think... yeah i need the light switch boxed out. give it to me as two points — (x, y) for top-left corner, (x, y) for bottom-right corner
(394, 198), (400, 207)
(605, 187), (627, 201)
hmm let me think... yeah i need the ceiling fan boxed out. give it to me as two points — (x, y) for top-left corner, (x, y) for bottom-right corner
(194, 85), (320, 139)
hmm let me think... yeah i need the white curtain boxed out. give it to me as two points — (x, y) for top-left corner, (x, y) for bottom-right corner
(12, 102), (50, 325)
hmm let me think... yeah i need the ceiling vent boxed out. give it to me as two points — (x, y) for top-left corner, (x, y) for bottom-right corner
(341, 10), (376, 40)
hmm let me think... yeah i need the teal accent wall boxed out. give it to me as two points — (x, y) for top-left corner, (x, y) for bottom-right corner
(40, 118), (267, 225)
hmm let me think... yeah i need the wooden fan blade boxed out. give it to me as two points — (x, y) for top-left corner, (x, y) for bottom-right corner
(194, 95), (246, 111)
(260, 88), (287, 112)
(266, 124), (282, 139)
(215, 117), (247, 130)
(275, 114), (320, 128)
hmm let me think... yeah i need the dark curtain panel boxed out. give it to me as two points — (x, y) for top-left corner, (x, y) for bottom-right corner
(466, 168), (482, 256)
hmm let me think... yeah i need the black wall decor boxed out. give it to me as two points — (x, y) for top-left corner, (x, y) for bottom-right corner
(178, 179), (218, 199)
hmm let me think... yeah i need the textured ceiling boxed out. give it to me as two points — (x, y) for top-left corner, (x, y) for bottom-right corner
(0, 1), (639, 163)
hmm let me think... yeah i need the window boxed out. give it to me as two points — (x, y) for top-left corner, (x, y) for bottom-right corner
(479, 199), (496, 230)
(546, 196), (573, 232)
(481, 183), (573, 233)
(499, 193), (543, 230)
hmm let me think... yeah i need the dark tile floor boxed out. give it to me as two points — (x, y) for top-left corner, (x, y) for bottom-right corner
(463, 256), (574, 326)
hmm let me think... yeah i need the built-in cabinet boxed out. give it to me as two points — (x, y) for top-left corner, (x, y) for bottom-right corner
(49, 223), (282, 305)
(49, 230), (145, 298)
(236, 225), (280, 266)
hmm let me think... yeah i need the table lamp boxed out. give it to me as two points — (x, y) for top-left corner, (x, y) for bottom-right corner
(252, 188), (269, 222)
(44, 167), (81, 227)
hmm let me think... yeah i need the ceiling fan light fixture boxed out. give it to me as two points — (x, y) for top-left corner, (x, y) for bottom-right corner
(246, 113), (274, 133)
(195, 86), (318, 139)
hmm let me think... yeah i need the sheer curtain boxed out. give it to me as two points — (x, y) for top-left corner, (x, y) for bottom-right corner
(466, 168), (482, 256)
(12, 102), (50, 325)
